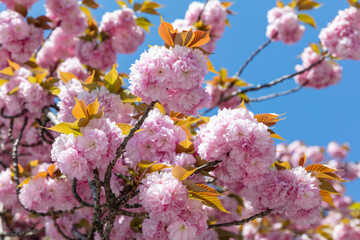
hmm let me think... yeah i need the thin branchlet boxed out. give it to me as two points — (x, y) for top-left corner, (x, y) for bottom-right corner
(208, 209), (272, 229)
(248, 81), (309, 102)
(223, 55), (328, 102)
(72, 178), (93, 208)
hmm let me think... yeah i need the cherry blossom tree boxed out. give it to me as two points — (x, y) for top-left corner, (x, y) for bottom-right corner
(0, 0), (359, 239)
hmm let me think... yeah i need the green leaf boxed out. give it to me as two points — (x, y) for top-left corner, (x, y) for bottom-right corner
(347, 0), (360, 8)
(133, 3), (142, 11)
(206, 57), (218, 74)
(8, 86), (19, 95)
(138, 161), (172, 174)
(136, 17), (153, 32)
(305, 164), (338, 173)
(320, 190), (335, 207)
(18, 177), (30, 187)
(309, 43), (320, 54)
(298, 13), (317, 28)
(14, 3), (27, 17)
(189, 191), (230, 213)
(319, 179), (341, 195)
(0, 79), (8, 87)
(82, 0), (99, 9)
(274, 161), (291, 170)
(116, 0), (127, 8)
(154, 102), (165, 114)
(120, 89), (142, 102)
(0, 67), (14, 76)
(277, 0), (285, 8)
(58, 70), (78, 83)
(176, 138), (195, 154)
(297, 0), (322, 10)
(116, 123), (133, 135)
(104, 65), (122, 93)
(172, 166), (197, 181)
(47, 122), (81, 136)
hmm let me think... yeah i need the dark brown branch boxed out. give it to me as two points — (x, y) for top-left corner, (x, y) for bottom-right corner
(103, 101), (157, 207)
(72, 178), (93, 208)
(0, 108), (27, 119)
(117, 209), (149, 219)
(50, 210), (74, 240)
(235, 37), (273, 78)
(0, 227), (44, 237)
(223, 55), (327, 102)
(43, 106), (60, 126)
(124, 203), (142, 209)
(197, 0), (210, 22)
(88, 169), (103, 240)
(34, 21), (61, 59)
(208, 209), (272, 229)
(248, 81), (308, 102)
(193, 160), (222, 175)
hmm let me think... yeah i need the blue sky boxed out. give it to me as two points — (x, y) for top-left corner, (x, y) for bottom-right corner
(1, 0), (359, 199)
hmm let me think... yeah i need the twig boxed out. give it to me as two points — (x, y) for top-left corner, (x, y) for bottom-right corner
(248, 82), (308, 102)
(43, 107), (60, 126)
(0, 108), (27, 119)
(124, 203), (142, 209)
(72, 178), (93, 208)
(0, 227), (44, 237)
(235, 37), (274, 78)
(197, 0), (210, 22)
(103, 101), (157, 206)
(193, 160), (222, 175)
(34, 21), (61, 59)
(208, 209), (272, 229)
(50, 210), (74, 240)
(223, 55), (327, 102)
(117, 209), (149, 219)
(88, 169), (103, 240)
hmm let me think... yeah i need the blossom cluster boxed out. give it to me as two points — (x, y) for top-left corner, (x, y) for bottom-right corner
(139, 172), (208, 240)
(195, 107), (276, 192)
(0, 10), (43, 63)
(51, 118), (123, 180)
(242, 167), (322, 227)
(319, 7), (360, 60)
(266, 6), (305, 44)
(129, 45), (210, 115)
(0, 67), (53, 118)
(172, 0), (228, 52)
(294, 47), (342, 89)
(125, 109), (188, 167)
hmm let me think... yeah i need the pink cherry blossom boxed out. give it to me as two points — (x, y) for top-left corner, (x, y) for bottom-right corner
(319, 7), (360, 60)
(195, 107), (276, 192)
(266, 6), (305, 44)
(294, 47), (342, 89)
(99, 8), (145, 54)
(129, 45), (210, 114)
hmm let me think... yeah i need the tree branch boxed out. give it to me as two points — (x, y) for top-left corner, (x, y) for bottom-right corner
(50, 210), (74, 240)
(208, 209), (272, 229)
(223, 55), (327, 102)
(0, 227), (44, 238)
(103, 101), (157, 207)
(197, 0), (210, 22)
(193, 160), (222, 175)
(248, 81), (308, 102)
(235, 37), (273, 78)
(72, 178), (93, 208)
(88, 169), (103, 240)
